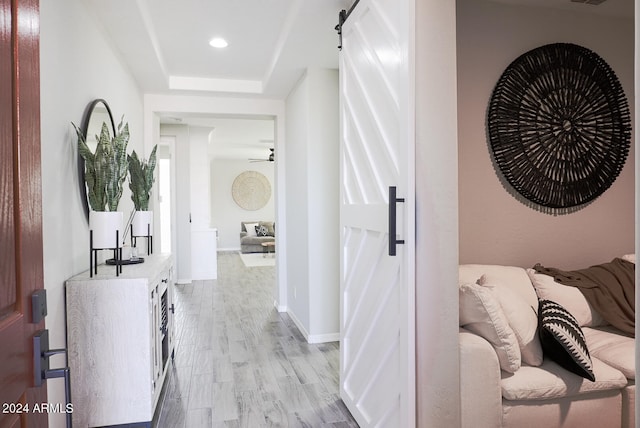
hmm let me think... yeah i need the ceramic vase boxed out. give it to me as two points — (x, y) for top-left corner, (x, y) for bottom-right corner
(132, 210), (153, 237)
(89, 211), (124, 249)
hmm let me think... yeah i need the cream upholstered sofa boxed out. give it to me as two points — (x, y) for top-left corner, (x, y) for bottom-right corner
(459, 260), (635, 428)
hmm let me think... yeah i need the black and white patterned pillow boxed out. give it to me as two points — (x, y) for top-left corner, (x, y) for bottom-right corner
(538, 299), (595, 381)
(255, 225), (269, 237)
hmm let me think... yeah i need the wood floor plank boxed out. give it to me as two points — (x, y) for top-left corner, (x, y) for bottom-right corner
(185, 407), (212, 427)
(276, 376), (314, 412)
(254, 362), (281, 396)
(302, 382), (355, 424)
(287, 408), (325, 427)
(229, 339), (250, 363)
(173, 343), (196, 368)
(237, 390), (266, 427)
(211, 382), (239, 422)
(213, 357), (234, 383)
(262, 400), (287, 427)
(268, 354), (297, 379)
(232, 361), (258, 392)
(188, 372), (215, 409)
(179, 326), (198, 346)
(156, 397), (187, 428)
(290, 356), (322, 385)
(192, 348), (215, 374)
(166, 365), (193, 399)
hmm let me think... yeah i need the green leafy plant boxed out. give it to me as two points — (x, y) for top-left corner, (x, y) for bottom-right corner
(74, 118), (130, 212)
(128, 145), (158, 211)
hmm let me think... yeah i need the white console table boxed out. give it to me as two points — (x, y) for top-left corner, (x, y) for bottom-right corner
(65, 253), (175, 427)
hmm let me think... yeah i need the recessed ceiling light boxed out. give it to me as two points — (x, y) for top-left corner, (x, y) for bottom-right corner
(209, 37), (228, 48)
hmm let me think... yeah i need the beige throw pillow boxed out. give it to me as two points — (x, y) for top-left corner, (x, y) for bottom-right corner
(459, 282), (521, 373)
(526, 269), (605, 327)
(244, 222), (259, 237)
(477, 275), (543, 367)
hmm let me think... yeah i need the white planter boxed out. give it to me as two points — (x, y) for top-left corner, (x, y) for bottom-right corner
(132, 210), (153, 237)
(89, 211), (124, 249)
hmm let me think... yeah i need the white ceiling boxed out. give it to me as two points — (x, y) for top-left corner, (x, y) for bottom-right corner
(84, 0), (352, 98)
(83, 0), (632, 160)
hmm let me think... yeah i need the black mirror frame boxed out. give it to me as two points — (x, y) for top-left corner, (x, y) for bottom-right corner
(77, 99), (116, 223)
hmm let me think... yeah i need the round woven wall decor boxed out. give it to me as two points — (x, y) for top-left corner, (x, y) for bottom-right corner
(488, 43), (631, 212)
(231, 171), (271, 211)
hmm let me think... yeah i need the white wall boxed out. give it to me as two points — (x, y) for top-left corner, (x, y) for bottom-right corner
(306, 69), (340, 339)
(457, 0), (635, 270)
(160, 124), (191, 282)
(40, 1), (144, 426)
(415, 1), (460, 426)
(285, 68), (340, 342)
(211, 160), (275, 250)
(190, 126), (213, 229)
(285, 73), (311, 332)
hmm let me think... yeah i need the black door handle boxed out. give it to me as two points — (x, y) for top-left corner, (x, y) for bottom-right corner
(389, 186), (405, 256)
(34, 330), (72, 428)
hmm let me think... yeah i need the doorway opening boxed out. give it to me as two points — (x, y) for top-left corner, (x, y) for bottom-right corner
(156, 114), (280, 291)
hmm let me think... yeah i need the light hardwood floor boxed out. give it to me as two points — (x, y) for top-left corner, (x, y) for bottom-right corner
(157, 252), (359, 427)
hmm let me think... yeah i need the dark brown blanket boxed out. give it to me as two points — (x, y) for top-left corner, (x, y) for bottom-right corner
(533, 258), (635, 336)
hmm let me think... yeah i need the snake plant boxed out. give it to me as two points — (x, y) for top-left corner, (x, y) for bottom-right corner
(128, 144), (157, 211)
(74, 118), (130, 212)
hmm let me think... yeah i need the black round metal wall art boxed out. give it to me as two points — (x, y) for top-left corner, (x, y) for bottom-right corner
(487, 43), (631, 213)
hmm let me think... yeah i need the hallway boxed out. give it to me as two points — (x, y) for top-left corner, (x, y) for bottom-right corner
(157, 252), (358, 427)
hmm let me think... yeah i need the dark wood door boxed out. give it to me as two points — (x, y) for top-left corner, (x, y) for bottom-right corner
(0, 0), (47, 427)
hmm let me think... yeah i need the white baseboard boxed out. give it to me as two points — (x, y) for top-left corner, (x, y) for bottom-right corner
(176, 278), (192, 284)
(274, 301), (287, 312)
(286, 309), (339, 344)
(217, 247), (240, 252)
(287, 309), (310, 341)
(307, 332), (340, 344)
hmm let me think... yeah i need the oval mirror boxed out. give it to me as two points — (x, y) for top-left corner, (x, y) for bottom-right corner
(77, 99), (116, 223)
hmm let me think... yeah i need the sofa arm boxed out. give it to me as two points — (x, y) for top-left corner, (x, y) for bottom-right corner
(240, 231), (247, 238)
(460, 328), (502, 428)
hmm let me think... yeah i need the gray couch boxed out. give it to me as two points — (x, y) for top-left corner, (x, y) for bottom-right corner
(240, 221), (275, 253)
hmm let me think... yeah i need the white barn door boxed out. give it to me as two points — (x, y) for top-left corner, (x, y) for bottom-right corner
(338, 0), (415, 426)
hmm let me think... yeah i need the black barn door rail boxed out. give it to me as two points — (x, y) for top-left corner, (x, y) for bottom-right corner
(335, 0), (361, 50)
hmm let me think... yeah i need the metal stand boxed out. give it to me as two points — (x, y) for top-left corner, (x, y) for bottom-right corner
(131, 223), (152, 255)
(89, 230), (122, 278)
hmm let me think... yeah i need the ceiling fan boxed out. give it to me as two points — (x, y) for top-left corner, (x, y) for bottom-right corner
(249, 147), (274, 163)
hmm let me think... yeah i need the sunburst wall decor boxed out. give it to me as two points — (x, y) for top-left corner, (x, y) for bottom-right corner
(231, 171), (271, 211)
(487, 43), (631, 213)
